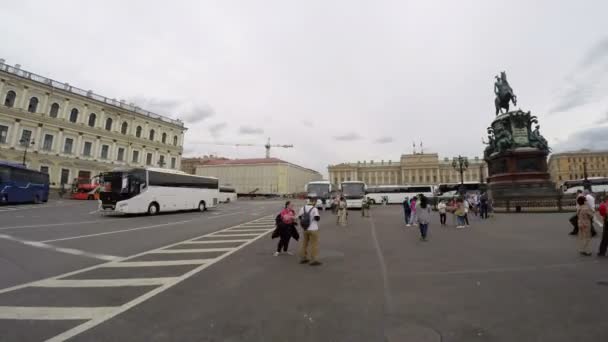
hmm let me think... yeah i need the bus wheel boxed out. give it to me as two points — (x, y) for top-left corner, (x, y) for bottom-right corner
(148, 202), (159, 215)
(369, 199), (376, 205)
(225, 198), (230, 203)
(0, 195), (7, 204)
(198, 201), (207, 212)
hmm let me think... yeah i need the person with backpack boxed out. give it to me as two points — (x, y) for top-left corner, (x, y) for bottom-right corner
(337, 196), (348, 226)
(273, 201), (297, 256)
(417, 194), (432, 241)
(403, 197), (411, 226)
(299, 198), (322, 266)
(408, 197), (417, 226)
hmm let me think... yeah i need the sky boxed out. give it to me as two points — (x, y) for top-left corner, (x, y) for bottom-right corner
(1, 0), (608, 177)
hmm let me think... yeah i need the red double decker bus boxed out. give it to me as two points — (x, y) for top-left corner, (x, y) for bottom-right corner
(71, 176), (101, 200)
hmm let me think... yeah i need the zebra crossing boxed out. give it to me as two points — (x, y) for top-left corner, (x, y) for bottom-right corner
(0, 215), (276, 341)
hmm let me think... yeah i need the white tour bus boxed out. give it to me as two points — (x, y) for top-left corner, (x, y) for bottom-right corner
(219, 186), (238, 203)
(366, 185), (435, 204)
(340, 181), (367, 209)
(99, 167), (219, 215)
(305, 180), (333, 209)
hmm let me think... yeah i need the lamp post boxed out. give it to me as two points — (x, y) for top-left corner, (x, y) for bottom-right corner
(20, 138), (35, 166)
(452, 155), (469, 195)
(582, 160), (591, 191)
(157, 158), (166, 168)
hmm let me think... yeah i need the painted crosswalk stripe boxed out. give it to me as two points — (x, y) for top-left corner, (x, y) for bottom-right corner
(151, 248), (235, 253)
(33, 278), (177, 288)
(103, 259), (213, 267)
(182, 239), (250, 244)
(227, 228), (272, 232)
(210, 233), (261, 237)
(0, 306), (118, 320)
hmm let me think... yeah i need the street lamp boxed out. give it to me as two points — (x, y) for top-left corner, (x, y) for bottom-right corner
(582, 160), (591, 191)
(19, 138), (35, 166)
(452, 155), (469, 195)
(157, 158), (166, 168)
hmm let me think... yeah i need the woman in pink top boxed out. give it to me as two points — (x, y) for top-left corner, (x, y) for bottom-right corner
(275, 201), (296, 256)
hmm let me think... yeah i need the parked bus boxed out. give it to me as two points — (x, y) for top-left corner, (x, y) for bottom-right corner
(366, 185), (435, 204)
(0, 160), (49, 204)
(562, 178), (608, 195)
(71, 176), (101, 200)
(219, 186), (237, 203)
(340, 181), (366, 209)
(99, 167), (219, 215)
(435, 182), (486, 198)
(305, 180), (333, 209)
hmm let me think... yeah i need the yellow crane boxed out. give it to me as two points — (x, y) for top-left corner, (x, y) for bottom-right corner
(198, 138), (293, 159)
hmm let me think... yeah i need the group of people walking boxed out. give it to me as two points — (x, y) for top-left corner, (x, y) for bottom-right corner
(273, 200), (322, 266)
(569, 189), (608, 257)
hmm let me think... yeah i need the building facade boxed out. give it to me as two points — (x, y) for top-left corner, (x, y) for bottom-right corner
(0, 61), (186, 187)
(548, 149), (608, 188)
(328, 153), (488, 186)
(195, 158), (322, 195)
(181, 155), (228, 175)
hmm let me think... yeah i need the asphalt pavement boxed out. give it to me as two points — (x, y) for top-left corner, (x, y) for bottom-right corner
(0, 201), (606, 341)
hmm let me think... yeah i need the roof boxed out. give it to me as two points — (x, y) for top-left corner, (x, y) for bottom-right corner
(0, 160), (28, 169)
(200, 158), (288, 166)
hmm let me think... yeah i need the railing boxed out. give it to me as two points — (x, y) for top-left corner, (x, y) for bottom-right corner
(0, 62), (184, 127)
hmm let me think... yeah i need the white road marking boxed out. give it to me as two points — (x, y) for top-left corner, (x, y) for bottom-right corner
(209, 233), (262, 237)
(33, 278), (177, 287)
(227, 228), (273, 232)
(151, 248), (235, 253)
(88, 209), (100, 214)
(0, 234), (119, 261)
(103, 260), (213, 267)
(0, 306), (117, 320)
(0, 219), (118, 231)
(41, 219), (194, 243)
(182, 239), (249, 244)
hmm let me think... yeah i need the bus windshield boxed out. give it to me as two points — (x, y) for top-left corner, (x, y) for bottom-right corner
(0, 166), (9, 183)
(306, 183), (330, 198)
(102, 169), (146, 197)
(342, 183), (365, 199)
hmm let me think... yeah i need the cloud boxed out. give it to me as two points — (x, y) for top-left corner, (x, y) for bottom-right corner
(208, 122), (227, 139)
(302, 120), (314, 127)
(128, 97), (180, 114)
(374, 136), (394, 144)
(580, 37), (608, 68)
(239, 125), (264, 135)
(180, 105), (214, 124)
(553, 125), (608, 152)
(333, 132), (363, 141)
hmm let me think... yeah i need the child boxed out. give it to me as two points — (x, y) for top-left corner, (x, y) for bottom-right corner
(455, 199), (466, 229)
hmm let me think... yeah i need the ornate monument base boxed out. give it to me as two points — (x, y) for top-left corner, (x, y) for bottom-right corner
(484, 110), (561, 212)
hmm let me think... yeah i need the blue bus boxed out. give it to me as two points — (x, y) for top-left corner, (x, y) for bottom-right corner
(0, 161), (50, 205)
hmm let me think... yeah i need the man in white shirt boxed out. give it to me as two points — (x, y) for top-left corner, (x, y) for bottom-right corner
(299, 198), (322, 266)
(584, 190), (598, 237)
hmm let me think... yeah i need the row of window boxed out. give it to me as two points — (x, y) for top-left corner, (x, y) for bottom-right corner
(3, 91), (179, 146)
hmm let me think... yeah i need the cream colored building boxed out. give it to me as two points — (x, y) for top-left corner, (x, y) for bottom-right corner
(0, 61), (186, 187)
(328, 153), (488, 186)
(548, 149), (608, 188)
(195, 158), (322, 195)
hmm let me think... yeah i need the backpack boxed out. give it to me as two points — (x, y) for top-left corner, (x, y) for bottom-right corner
(300, 205), (315, 230)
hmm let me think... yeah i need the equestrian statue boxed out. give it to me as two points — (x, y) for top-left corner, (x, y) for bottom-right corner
(494, 71), (517, 115)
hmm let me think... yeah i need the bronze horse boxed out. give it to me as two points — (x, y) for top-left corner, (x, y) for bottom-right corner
(494, 72), (517, 115)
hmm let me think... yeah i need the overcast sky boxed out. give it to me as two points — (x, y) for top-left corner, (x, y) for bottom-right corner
(2, 0), (607, 176)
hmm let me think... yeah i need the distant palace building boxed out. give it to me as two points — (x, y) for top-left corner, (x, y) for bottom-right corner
(328, 153), (488, 186)
(0, 60), (186, 187)
(548, 149), (608, 188)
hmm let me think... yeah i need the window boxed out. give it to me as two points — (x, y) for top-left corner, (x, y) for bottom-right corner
(173, 135), (178, 146)
(136, 126), (142, 138)
(83, 142), (92, 156)
(69, 108), (79, 123)
(171, 157), (176, 169)
(148, 171), (219, 189)
(100, 145), (109, 159)
(0, 125), (8, 143)
(20, 129), (33, 145)
(49, 103), (60, 118)
(158, 155), (165, 167)
(105, 118), (113, 131)
(4, 90), (16, 107)
(63, 138), (74, 154)
(60, 168), (70, 185)
(162, 133), (167, 144)
(121, 122), (128, 135)
(132, 150), (140, 163)
(146, 153), (153, 166)
(42, 134), (53, 151)
(88, 113), (97, 127)
(40, 166), (49, 174)
(117, 147), (125, 161)
(149, 129), (155, 141)
(27, 97), (39, 113)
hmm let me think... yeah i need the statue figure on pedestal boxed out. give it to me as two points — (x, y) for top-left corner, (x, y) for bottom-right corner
(529, 125), (549, 151)
(494, 71), (517, 115)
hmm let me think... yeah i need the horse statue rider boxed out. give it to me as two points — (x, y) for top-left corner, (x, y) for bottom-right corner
(494, 71), (517, 115)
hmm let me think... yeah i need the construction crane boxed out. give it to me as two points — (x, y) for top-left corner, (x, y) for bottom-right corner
(198, 138), (293, 159)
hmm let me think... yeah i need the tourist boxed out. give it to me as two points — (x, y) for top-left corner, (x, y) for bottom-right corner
(480, 192), (489, 219)
(437, 200), (447, 226)
(331, 195), (339, 215)
(597, 197), (608, 257)
(408, 197), (418, 226)
(299, 198), (322, 266)
(576, 196), (593, 256)
(569, 190), (584, 235)
(570, 190), (598, 237)
(463, 196), (470, 226)
(274, 201), (297, 256)
(455, 199), (466, 229)
(361, 197), (370, 217)
(337, 196), (348, 226)
(417, 195), (432, 241)
(584, 190), (598, 237)
(403, 197), (411, 226)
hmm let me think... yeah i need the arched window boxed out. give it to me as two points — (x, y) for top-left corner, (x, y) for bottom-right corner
(88, 113), (97, 127)
(27, 97), (39, 113)
(149, 129), (155, 141)
(121, 122), (128, 135)
(136, 126), (142, 138)
(173, 135), (178, 146)
(161, 132), (167, 144)
(49, 103), (60, 118)
(4, 91), (16, 107)
(105, 118), (113, 131)
(69, 108), (79, 123)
